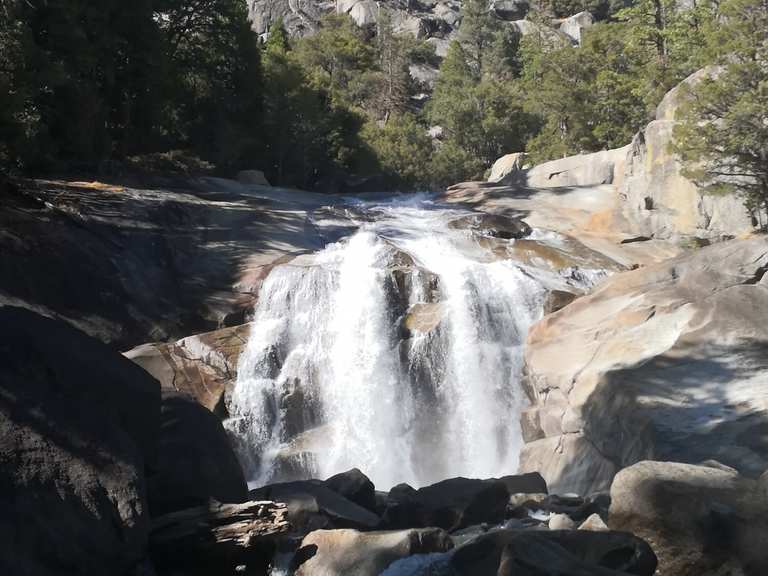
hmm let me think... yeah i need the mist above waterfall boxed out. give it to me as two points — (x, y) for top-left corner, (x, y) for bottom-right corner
(226, 195), (599, 490)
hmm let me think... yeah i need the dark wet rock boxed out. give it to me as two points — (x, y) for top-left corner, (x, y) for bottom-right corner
(450, 529), (657, 576)
(383, 477), (509, 532)
(324, 468), (377, 514)
(0, 306), (160, 576)
(147, 391), (248, 516)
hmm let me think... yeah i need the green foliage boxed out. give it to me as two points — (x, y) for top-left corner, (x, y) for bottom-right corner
(0, 0), (262, 174)
(615, 0), (716, 106)
(361, 114), (434, 189)
(428, 41), (538, 182)
(671, 0), (768, 220)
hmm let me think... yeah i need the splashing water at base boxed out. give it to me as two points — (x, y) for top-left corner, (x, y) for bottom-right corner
(226, 195), (600, 489)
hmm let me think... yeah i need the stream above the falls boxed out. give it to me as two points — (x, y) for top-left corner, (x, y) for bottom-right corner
(225, 193), (605, 490)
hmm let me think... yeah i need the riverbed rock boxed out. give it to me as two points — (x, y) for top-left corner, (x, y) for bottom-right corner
(549, 513), (576, 530)
(251, 480), (381, 532)
(324, 468), (377, 513)
(518, 237), (768, 494)
(609, 461), (768, 575)
(125, 323), (251, 414)
(449, 529), (657, 576)
(148, 391), (248, 516)
(449, 212), (532, 239)
(383, 477), (510, 531)
(294, 527), (453, 576)
(404, 302), (444, 334)
(0, 306), (160, 576)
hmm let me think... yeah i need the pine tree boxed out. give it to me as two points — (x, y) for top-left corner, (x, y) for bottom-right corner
(671, 0), (768, 223)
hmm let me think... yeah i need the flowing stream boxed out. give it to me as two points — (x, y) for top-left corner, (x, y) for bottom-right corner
(225, 194), (600, 490)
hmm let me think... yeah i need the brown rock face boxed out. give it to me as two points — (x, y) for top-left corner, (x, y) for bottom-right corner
(518, 237), (768, 495)
(125, 323), (251, 414)
(609, 461), (768, 575)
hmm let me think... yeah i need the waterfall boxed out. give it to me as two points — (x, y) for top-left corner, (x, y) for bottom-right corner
(226, 196), (592, 490)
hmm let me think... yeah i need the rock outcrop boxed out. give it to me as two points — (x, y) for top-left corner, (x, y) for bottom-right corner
(518, 237), (768, 494)
(0, 306), (161, 576)
(382, 477), (513, 531)
(526, 145), (631, 189)
(609, 461), (768, 575)
(125, 323), (251, 414)
(619, 67), (755, 241)
(147, 391), (249, 516)
(0, 177), (350, 348)
(487, 152), (528, 184)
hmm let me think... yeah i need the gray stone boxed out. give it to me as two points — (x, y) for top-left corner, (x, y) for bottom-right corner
(519, 238), (768, 494)
(610, 461), (768, 575)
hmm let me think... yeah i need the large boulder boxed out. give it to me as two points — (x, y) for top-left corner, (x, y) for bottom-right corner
(125, 323), (251, 415)
(0, 306), (161, 576)
(526, 146), (631, 189)
(609, 461), (768, 575)
(487, 152), (528, 184)
(294, 527), (453, 576)
(518, 237), (768, 494)
(448, 212), (532, 239)
(449, 529), (657, 576)
(619, 67), (755, 240)
(147, 391), (248, 516)
(324, 468), (377, 513)
(383, 477), (510, 531)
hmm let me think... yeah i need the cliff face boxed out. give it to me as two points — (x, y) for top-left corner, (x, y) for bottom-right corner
(619, 67), (755, 241)
(0, 177), (354, 349)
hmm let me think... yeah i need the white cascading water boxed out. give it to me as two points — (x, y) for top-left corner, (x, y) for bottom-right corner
(226, 195), (598, 490)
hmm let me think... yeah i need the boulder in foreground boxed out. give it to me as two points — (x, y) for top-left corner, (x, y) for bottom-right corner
(0, 306), (160, 576)
(383, 477), (511, 531)
(609, 460), (768, 576)
(294, 527), (453, 576)
(147, 391), (248, 516)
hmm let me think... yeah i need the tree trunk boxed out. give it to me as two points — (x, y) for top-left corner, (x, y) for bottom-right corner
(150, 500), (290, 576)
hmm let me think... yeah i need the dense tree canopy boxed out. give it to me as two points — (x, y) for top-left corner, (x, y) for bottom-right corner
(1, 0), (765, 202)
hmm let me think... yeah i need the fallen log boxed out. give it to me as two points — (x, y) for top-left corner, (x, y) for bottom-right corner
(150, 500), (290, 575)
